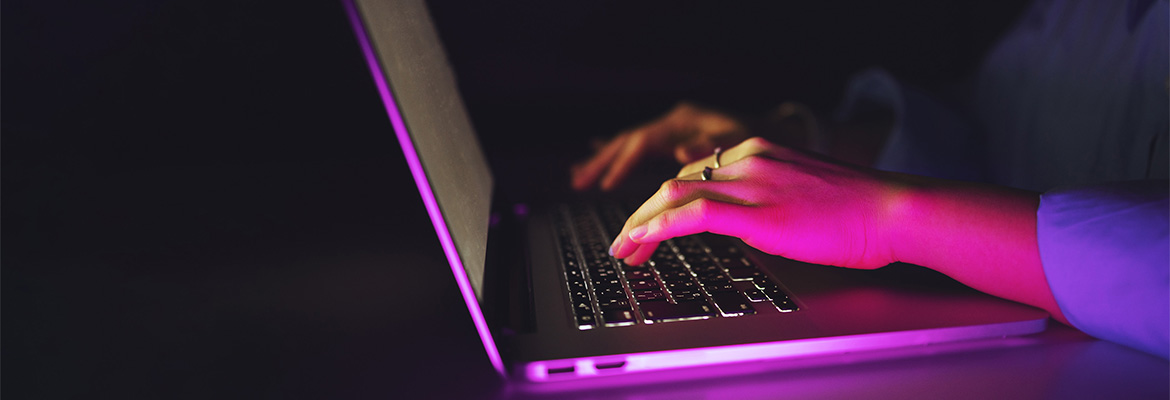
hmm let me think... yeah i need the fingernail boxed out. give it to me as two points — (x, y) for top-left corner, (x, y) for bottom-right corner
(609, 237), (621, 256)
(629, 225), (647, 241)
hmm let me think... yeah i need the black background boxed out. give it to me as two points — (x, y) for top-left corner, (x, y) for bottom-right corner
(3, 1), (1027, 397)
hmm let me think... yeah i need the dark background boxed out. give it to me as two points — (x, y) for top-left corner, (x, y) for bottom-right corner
(3, 1), (1027, 397)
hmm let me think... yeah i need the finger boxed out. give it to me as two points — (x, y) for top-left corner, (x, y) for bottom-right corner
(572, 133), (629, 191)
(677, 136), (792, 178)
(599, 132), (650, 191)
(621, 240), (659, 266)
(629, 198), (756, 244)
(611, 174), (750, 259)
(624, 175), (740, 231)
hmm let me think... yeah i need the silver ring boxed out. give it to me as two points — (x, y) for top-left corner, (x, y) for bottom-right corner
(713, 147), (723, 168)
(701, 166), (713, 181)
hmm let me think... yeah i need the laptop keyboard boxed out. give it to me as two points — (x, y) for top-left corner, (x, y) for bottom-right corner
(555, 202), (798, 330)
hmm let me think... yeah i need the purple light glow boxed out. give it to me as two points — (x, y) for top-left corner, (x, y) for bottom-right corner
(524, 318), (1045, 382)
(343, 0), (505, 377)
(515, 329), (1067, 396)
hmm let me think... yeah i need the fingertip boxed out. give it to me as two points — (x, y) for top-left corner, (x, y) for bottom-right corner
(623, 241), (658, 266)
(622, 249), (652, 266)
(599, 177), (616, 192)
(611, 236), (633, 259)
(571, 174), (591, 191)
(599, 166), (628, 192)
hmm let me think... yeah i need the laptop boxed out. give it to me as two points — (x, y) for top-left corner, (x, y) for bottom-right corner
(344, 0), (1049, 382)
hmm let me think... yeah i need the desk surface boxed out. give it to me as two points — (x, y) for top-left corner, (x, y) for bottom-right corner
(6, 161), (1166, 399)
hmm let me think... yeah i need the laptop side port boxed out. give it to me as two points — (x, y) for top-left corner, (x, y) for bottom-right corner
(594, 361), (626, 371)
(547, 366), (576, 375)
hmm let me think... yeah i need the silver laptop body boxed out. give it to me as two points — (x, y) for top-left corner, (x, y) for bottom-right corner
(345, 0), (1049, 382)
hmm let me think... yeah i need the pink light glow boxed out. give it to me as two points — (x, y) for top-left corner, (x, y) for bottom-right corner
(523, 318), (1045, 384)
(342, 0), (505, 377)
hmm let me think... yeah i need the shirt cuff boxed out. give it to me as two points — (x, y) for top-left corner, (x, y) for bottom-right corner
(1038, 180), (1169, 358)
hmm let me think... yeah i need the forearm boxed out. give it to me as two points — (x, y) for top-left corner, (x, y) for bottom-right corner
(889, 175), (1068, 323)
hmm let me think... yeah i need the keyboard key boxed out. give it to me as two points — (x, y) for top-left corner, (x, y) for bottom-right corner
(671, 291), (704, 301)
(691, 263), (723, 275)
(572, 300), (592, 313)
(602, 308), (636, 326)
(592, 278), (622, 289)
(653, 249), (677, 260)
(639, 300), (716, 323)
(588, 260), (615, 270)
(576, 312), (597, 329)
(666, 280), (698, 291)
(624, 262), (651, 270)
(626, 270), (653, 280)
(592, 269), (619, 280)
(658, 270), (692, 282)
(711, 292), (756, 316)
(772, 296), (798, 312)
(628, 279), (659, 291)
(569, 289), (590, 303)
(653, 259), (686, 271)
(598, 297), (631, 310)
(702, 282), (736, 293)
(700, 274), (732, 284)
(594, 286), (626, 300)
(567, 268), (585, 280)
(633, 290), (667, 302)
(718, 257), (750, 269)
(744, 288), (768, 302)
(753, 278), (779, 291)
(727, 268), (765, 281)
(757, 282), (786, 298)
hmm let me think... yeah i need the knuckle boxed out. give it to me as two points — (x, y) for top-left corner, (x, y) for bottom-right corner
(690, 198), (714, 225)
(742, 136), (767, 150)
(742, 154), (782, 172)
(739, 155), (765, 170)
(657, 210), (676, 229)
(742, 136), (779, 155)
(659, 179), (686, 201)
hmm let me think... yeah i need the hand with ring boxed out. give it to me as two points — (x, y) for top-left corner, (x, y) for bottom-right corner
(607, 137), (1064, 323)
(608, 136), (904, 268)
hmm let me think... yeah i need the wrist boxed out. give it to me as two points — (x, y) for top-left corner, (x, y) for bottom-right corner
(883, 175), (1043, 277)
(875, 172), (927, 267)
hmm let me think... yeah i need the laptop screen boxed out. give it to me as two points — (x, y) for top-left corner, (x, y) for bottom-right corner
(350, 0), (493, 299)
